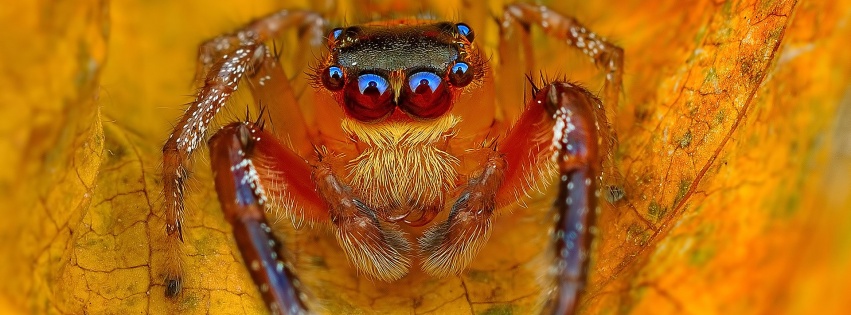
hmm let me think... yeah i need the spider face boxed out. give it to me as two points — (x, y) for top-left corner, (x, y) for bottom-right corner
(310, 21), (489, 229)
(316, 21), (482, 122)
(162, 5), (622, 314)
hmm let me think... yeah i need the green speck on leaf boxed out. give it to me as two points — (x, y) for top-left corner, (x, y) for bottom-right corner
(480, 304), (514, 315)
(674, 179), (691, 207)
(679, 130), (693, 148)
(648, 201), (667, 222)
(690, 245), (716, 267)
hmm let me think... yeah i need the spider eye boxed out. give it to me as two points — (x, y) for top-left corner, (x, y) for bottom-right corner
(399, 71), (451, 119)
(448, 62), (473, 87)
(343, 73), (394, 122)
(321, 66), (345, 91)
(456, 23), (474, 42)
(357, 74), (389, 95)
(331, 27), (343, 40)
(408, 72), (441, 94)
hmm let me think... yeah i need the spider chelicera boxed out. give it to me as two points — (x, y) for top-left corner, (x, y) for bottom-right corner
(161, 3), (622, 314)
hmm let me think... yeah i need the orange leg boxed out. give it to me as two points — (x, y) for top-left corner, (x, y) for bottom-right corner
(209, 121), (414, 312)
(420, 83), (608, 314)
(423, 4), (621, 312)
(208, 122), (321, 315)
(161, 9), (325, 296)
(538, 83), (605, 315)
(494, 7), (624, 311)
(499, 3), (624, 112)
(497, 3), (621, 178)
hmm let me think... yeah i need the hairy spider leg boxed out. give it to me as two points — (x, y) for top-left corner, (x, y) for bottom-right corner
(209, 121), (416, 312)
(498, 3), (621, 169)
(311, 161), (414, 283)
(195, 10), (326, 86)
(422, 4), (621, 312)
(418, 80), (609, 294)
(244, 45), (314, 155)
(498, 4), (624, 313)
(540, 83), (604, 315)
(161, 9), (325, 297)
(500, 3), (623, 114)
(208, 123), (319, 315)
(418, 152), (505, 277)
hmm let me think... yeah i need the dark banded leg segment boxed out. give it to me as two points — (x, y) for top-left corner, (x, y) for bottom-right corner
(209, 121), (412, 313)
(419, 4), (623, 278)
(421, 81), (608, 290)
(209, 122), (318, 315)
(499, 3), (622, 194)
(540, 83), (605, 315)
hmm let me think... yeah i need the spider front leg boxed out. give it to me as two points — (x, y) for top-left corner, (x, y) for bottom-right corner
(208, 122), (324, 315)
(208, 121), (414, 313)
(160, 9), (325, 296)
(499, 3), (622, 143)
(536, 84), (605, 315)
(422, 82), (608, 315)
(195, 10), (326, 84)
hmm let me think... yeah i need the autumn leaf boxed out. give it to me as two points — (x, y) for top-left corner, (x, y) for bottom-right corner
(1, 0), (850, 314)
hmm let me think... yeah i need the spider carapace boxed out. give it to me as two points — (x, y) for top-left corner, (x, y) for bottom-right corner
(161, 4), (622, 314)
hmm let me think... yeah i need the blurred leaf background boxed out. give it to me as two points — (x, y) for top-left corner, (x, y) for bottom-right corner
(0, 0), (850, 314)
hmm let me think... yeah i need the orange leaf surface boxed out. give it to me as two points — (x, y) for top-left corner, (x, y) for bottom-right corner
(1, 0), (850, 314)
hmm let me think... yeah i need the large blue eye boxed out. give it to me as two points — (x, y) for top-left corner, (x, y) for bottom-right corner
(357, 74), (389, 95)
(408, 72), (441, 93)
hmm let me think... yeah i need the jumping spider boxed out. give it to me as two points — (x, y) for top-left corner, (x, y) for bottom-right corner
(162, 4), (622, 314)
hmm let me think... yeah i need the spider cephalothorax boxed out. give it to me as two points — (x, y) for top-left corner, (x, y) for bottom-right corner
(317, 22), (484, 119)
(161, 4), (622, 315)
(310, 21), (486, 227)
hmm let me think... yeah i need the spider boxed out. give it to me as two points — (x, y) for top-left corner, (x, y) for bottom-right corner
(161, 3), (622, 314)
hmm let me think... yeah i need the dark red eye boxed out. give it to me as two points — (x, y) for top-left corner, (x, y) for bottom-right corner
(448, 62), (473, 87)
(399, 72), (451, 119)
(343, 74), (394, 121)
(409, 72), (441, 94)
(321, 66), (345, 91)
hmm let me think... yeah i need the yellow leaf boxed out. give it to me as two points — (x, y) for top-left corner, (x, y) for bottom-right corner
(1, 0), (850, 314)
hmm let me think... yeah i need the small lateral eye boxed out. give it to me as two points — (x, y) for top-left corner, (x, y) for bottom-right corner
(448, 62), (473, 87)
(456, 23), (474, 42)
(322, 66), (345, 91)
(357, 74), (389, 95)
(408, 72), (441, 94)
(331, 28), (343, 40)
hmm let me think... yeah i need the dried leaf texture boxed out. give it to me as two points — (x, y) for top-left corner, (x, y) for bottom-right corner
(0, 0), (849, 314)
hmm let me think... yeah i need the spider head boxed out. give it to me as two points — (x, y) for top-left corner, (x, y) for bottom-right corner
(315, 21), (483, 122)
